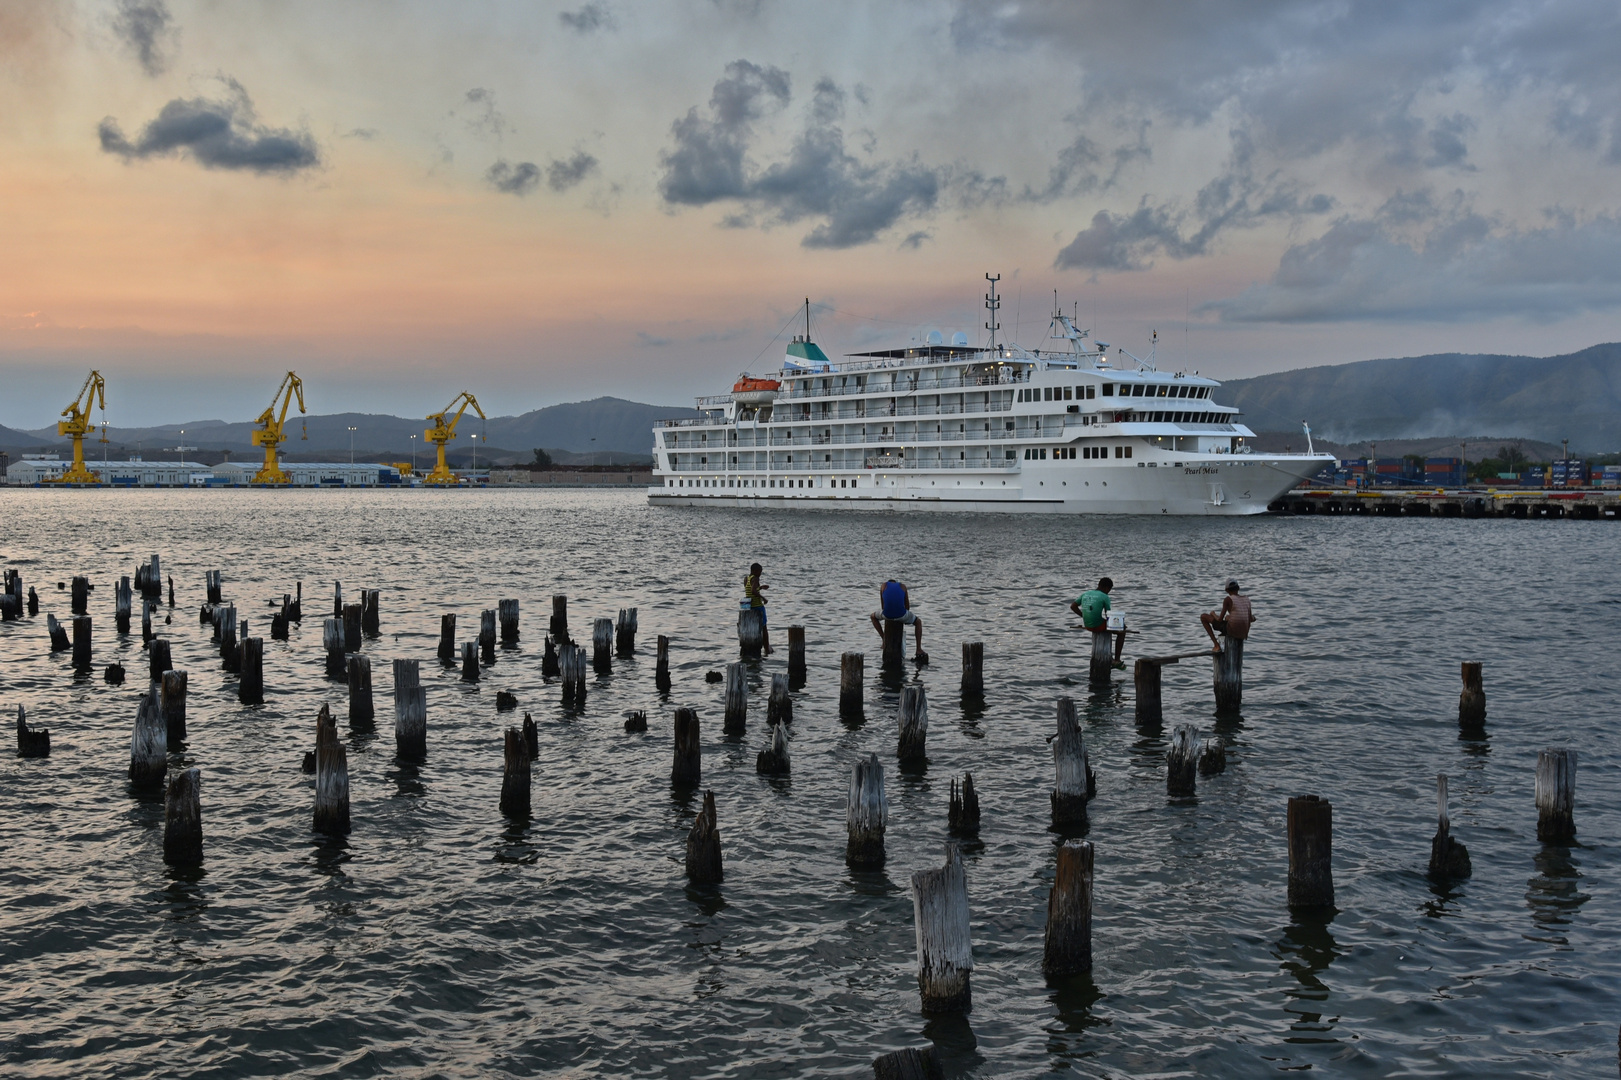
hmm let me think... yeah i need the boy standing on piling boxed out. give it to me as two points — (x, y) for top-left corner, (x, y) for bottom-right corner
(1071, 577), (1125, 669)
(870, 579), (923, 653)
(744, 562), (772, 656)
(1201, 580), (1255, 654)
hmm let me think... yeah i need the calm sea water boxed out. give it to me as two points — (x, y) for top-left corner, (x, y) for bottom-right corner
(1, 488), (1616, 1078)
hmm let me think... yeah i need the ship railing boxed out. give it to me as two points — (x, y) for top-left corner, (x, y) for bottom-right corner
(778, 370), (1028, 401)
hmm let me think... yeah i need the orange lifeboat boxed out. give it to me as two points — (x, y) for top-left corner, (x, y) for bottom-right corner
(731, 374), (780, 406)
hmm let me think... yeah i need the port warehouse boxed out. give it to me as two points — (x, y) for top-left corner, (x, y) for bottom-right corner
(3, 458), (402, 487)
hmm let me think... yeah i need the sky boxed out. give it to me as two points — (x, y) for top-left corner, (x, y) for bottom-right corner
(3, 0), (1621, 428)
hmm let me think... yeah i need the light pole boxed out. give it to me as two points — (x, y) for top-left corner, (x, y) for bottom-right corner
(409, 434), (417, 476)
(348, 426), (357, 464)
(177, 429), (184, 463)
(470, 433), (478, 472)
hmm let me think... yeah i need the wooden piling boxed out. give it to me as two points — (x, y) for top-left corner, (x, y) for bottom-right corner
(592, 617), (613, 674)
(461, 640), (480, 682)
(115, 577), (132, 634)
(1428, 774), (1471, 878)
(438, 613), (457, 662)
(323, 617), (345, 679)
(129, 691), (167, 787)
(1535, 748), (1577, 844)
(737, 607), (765, 660)
(219, 606), (239, 673)
(949, 773), (980, 836)
(27, 585), (39, 616)
(495, 690), (517, 711)
(1134, 658), (1163, 725)
(361, 589), (380, 635)
(205, 570), (222, 605)
(104, 663), (124, 684)
(313, 704), (350, 835)
(550, 594), (569, 643)
(910, 843), (973, 1014)
(291, 581), (302, 621)
(543, 633), (560, 678)
(960, 641), (983, 696)
(872, 1046), (943, 1080)
(71, 575), (89, 615)
(1458, 661), (1486, 728)
(1287, 795), (1334, 908)
(1087, 630), (1113, 686)
(767, 673), (792, 725)
(896, 684), (928, 763)
(686, 789), (723, 884)
(148, 637), (172, 683)
(671, 707), (701, 786)
(16, 704), (49, 757)
(1167, 724), (1198, 796)
(480, 609), (497, 664)
(500, 727), (531, 818)
(238, 637), (264, 705)
(343, 603), (363, 653)
(756, 722), (790, 775)
(787, 625), (806, 687)
(393, 658), (426, 760)
(1213, 637), (1243, 713)
(846, 753), (887, 868)
(615, 607), (636, 656)
(561, 644), (587, 707)
(47, 613), (69, 652)
(141, 597), (153, 643)
(624, 710), (648, 733)
(332, 580), (343, 620)
(167, 574), (174, 608)
(496, 598), (518, 644)
(161, 669), (188, 741)
(1198, 737), (1226, 776)
(271, 599), (289, 641)
(162, 768), (203, 867)
(1051, 697), (1092, 826)
(1042, 839), (1093, 979)
(723, 662), (747, 734)
(655, 634), (671, 692)
(522, 713), (539, 758)
(71, 615), (92, 671)
(881, 618), (905, 669)
(347, 654), (373, 725)
(839, 652), (864, 720)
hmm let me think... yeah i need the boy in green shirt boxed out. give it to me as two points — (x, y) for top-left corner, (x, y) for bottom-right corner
(1070, 576), (1125, 669)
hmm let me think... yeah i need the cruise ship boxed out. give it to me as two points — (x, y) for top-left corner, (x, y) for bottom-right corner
(649, 289), (1333, 514)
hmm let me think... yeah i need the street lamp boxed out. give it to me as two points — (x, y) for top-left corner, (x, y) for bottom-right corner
(348, 426), (357, 465)
(470, 433), (478, 471)
(409, 434), (417, 475)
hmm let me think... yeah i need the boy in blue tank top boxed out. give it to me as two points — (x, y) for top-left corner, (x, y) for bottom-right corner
(869, 579), (923, 654)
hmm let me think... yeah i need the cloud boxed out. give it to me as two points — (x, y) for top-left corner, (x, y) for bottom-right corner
(658, 64), (941, 248)
(559, 3), (614, 33)
(461, 87), (509, 141)
(98, 79), (320, 174)
(899, 230), (932, 250)
(113, 0), (177, 77)
(546, 151), (598, 192)
(485, 159), (540, 195)
(343, 128), (377, 140)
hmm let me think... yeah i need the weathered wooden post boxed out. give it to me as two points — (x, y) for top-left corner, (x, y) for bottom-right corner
(1287, 795), (1334, 908)
(71, 615), (92, 671)
(437, 613), (457, 662)
(655, 634), (671, 692)
(343, 603), (363, 653)
(542, 634), (560, 678)
(141, 597), (154, 643)
(672, 707), (701, 786)
(767, 673), (792, 725)
(787, 625), (806, 688)
(847, 753), (887, 867)
(271, 597), (289, 641)
(738, 607), (765, 659)
(461, 641), (480, 682)
(313, 704), (350, 836)
(361, 589), (380, 635)
(1428, 774), (1471, 877)
(960, 641), (983, 696)
(16, 705), (49, 757)
(1213, 637), (1243, 713)
(323, 617), (345, 679)
(47, 613), (70, 652)
(872, 1047), (943, 1080)
(347, 654), (373, 725)
(480, 609), (497, 664)
(1134, 658), (1163, 726)
(756, 722), (789, 775)
(495, 598), (518, 645)
(500, 727), (531, 818)
(219, 606), (239, 673)
(238, 637), (264, 705)
(167, 574), (174, 608)
(522, 713), (539, 759)
(723, 662), (748, 734)
(624, 710), (648, 733)
(393, 658), (426, 760)
(1458, 661), (1486, 728)
(129, 691), (167, 787)
(205, 570), (222, 605)
(840, 652), (864, 720)
(104, 663), (125, 684)
(881, 619), (906, 669)
(949, 773), (980, 836)
(1051, 697), (1092, 826)
(911, 843), (973, 1013)
(1198, 736), (1226, 775)
(1087, 630), (1113, 687)
(592, 617), (613, 674)
(291, 580), (302, 621)
(163, 768), (203, 867)
(1536, 749), (1577, 844)
(686, 789), (723, 884)
(615, 607), (636, 656)
(495, 690), (517, 711)
(550, 594), (569, 643)
(71, 575), (89, 615)
(896, 684), (928, 763)
(331, 580), (343, 620)
(115, 576), (132, 634)
(148, 637), (172, 683)
(1042, 839), (1093, 979)
(1167, 724), (1198, 796)
(161, 669), (188, 741)
(561, 644), (587, 707)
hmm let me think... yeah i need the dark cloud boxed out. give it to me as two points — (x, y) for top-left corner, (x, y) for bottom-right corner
(559, 3), (614, 33)
(462, 88), (509, 140)
(899, 230), (932, 250)
(546, 151), (598, 192)
(342, 127), (377, 140)
(658, 64), (940, 248)
(113, 0), (177, 77)
(98, 80), (319, 174)
(486, 160), (540, 195)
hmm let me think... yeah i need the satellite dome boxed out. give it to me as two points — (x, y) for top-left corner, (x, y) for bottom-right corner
(951, 331), (969, 347)
(927, 330), (944, 345)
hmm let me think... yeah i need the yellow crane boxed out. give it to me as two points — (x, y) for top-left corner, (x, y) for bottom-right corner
(51, 370), (107, 485)
(423, 391), (485, 485)
(251, 371), (307, 485)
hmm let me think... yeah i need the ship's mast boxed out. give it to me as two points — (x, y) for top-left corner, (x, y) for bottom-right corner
(985, 273), (1001, 351)
(805, 297), (811, 342)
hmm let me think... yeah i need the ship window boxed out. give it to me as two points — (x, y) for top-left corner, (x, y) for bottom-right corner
(1042, 387), (1051, 401)
(1063, 387), (1073, 400)
(1125, 445), (1133, 458)
(1101, 383), (1114, 396)
(1006, 450), (1016, 459)
(1114, 446), (1123, 458)
(1041, 448), (1048, 459)
(1087, 386), (1096, 399)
